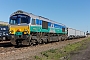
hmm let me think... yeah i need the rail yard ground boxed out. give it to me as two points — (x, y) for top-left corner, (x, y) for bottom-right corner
(0, 37), (89, 60)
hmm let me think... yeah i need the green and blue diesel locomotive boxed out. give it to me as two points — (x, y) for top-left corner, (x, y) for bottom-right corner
(9, 10), (67, 46)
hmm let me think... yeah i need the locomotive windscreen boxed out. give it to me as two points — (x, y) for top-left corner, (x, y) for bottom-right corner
(9, 14), (30, 24)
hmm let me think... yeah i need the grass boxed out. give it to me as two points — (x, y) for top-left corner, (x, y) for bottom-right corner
(34, 37), (90, 60)
(34, 56), (42, 60)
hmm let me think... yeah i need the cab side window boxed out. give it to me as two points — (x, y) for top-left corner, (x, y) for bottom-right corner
(31, 18), (36, 25)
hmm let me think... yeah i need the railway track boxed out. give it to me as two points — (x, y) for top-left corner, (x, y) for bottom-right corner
(0, 37), (88, 60)
(0, 38), (87, 53)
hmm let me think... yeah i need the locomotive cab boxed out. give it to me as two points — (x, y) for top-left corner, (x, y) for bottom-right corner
(9, 11), (31, 45)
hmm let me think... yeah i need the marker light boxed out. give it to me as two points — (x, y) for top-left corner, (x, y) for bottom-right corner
(17, 29), (20, 32)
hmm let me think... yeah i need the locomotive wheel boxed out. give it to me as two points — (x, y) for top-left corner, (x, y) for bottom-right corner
(10, 38), (16, 45)
(28, 35), (34, 46)
(36, 33), (42, 44)
(16, 39), (22, 46)
(29, 40), (34, 46)
(36, 38), (40, 44)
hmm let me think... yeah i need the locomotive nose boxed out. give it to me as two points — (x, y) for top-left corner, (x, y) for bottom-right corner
(9, 25), (30, 35)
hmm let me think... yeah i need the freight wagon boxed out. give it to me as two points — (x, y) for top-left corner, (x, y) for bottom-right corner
(67, 28), (86, 39)
(0, 25), (10, 41)
(67, 28), (76, 39)
(80, 31), (86, 38)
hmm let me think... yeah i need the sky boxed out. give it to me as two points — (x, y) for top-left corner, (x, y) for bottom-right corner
(0, 0), (90, 32)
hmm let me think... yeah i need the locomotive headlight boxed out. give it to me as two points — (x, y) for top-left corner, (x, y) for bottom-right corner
(9, 30), (14, 34)
(9, 31), (11, 34)
(24, 29), (28, 32)
(24, 29), (28, 34)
